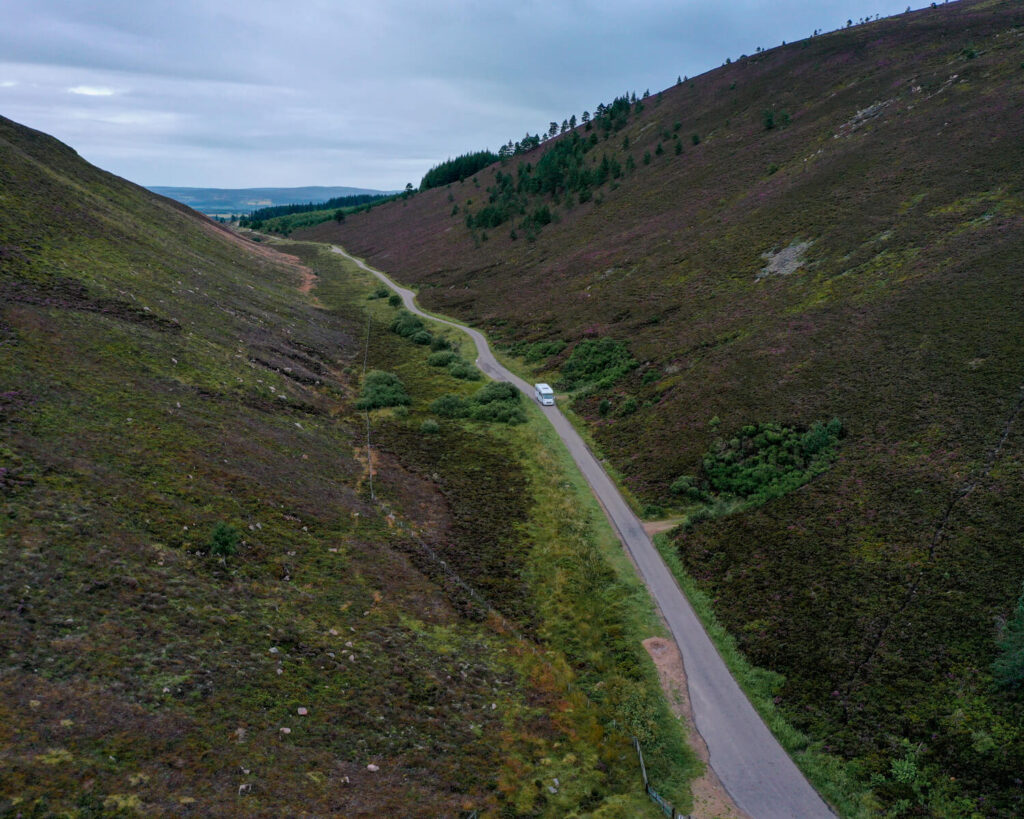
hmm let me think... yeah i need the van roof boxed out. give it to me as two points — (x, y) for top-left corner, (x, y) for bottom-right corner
(535, 382), (553, 391)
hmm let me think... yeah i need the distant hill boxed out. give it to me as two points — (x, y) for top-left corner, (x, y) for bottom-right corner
(300, 0), (1024, 814)
(147, 184), (391, 214)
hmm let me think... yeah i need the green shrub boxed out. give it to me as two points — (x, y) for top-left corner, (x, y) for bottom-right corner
(670, 474), (709, 502)
(670, 475), (694, 494)
(699, 420), (842, 502)
(356, 370), (411, 410)
(430, 394), (469, 418)
(427, 350), (458, 367)
(473, 381), (519, 404)
(524, 339), (566, 363)
(560, 337), (636, 390)
(618, 396), (639, 416)
(431, 382), (523, 424)
(390, 310), (425, 338)
(209, 522), (240, 556)
(430, 335), (452, 351)
(387, 293), (401, 307)
(448, 361), (482, 381)
(598, 399), (611, 417)
(367, 285), (389, 300)
(470, 401), (526, 425)
(420, 419), (440, 435)
(411, 330), (433, 345)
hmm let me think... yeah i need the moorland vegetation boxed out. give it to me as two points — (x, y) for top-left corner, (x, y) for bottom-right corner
(0, 115), (696, 816)
(297, 1), (1024, 813)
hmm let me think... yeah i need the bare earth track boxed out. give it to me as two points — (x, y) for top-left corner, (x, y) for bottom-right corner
(332, 245), (834, 819)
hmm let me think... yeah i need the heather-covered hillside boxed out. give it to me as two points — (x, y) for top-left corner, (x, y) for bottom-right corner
(0, 116), (692, 816)
(300, 1), (1024, 813)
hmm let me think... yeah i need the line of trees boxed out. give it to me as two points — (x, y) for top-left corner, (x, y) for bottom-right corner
(466, 131), (626, 232)
(461, 93), (648, 239)
(421, 91), (651, 195)
(420, 150), (499, 191)
(239, 193), (393, 226)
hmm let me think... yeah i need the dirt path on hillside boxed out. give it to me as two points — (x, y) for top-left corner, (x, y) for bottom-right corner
(209, 224), (319, 294)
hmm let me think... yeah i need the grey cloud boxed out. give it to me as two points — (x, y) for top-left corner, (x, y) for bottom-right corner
(3, 0), (924, 188)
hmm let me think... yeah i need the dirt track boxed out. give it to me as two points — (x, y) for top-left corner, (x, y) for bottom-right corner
(333, 245), (834, 819)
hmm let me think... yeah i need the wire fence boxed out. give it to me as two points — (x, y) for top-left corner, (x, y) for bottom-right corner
(634, 737), (690, 819)
(361, 308), (375, 501)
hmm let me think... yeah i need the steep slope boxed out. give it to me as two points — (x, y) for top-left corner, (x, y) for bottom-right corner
(0, 117), (694, 816)
(300, 1), (1024, 814)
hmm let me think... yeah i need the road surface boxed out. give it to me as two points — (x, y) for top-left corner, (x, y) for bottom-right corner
(332, 245), (834, 819)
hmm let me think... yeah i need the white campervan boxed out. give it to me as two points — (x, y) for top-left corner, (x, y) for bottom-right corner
(534, 383), (555, 406)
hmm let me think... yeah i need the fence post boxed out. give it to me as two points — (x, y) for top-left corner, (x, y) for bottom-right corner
(633, 736), (649, 790)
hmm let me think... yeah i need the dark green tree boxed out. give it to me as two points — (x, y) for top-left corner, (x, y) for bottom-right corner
(210, 522), (241, 556)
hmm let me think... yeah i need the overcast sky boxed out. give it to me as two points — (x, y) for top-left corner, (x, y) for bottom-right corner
(1, 1), (926, 190)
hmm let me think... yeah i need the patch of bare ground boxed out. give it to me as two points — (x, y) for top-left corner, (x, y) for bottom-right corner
(643, 518), (686, 537)
(756, 240), (812, 280)
(643, 637), (749, 819)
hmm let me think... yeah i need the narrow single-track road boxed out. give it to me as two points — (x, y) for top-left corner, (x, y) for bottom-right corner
(333, 245), (834, 819)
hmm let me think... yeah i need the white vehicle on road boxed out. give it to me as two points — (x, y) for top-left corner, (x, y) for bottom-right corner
(534, 383), (555, 406)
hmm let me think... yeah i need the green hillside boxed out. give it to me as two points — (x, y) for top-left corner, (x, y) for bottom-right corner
(297, 1), (1024, 814)
(0, 116), (695, 816)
